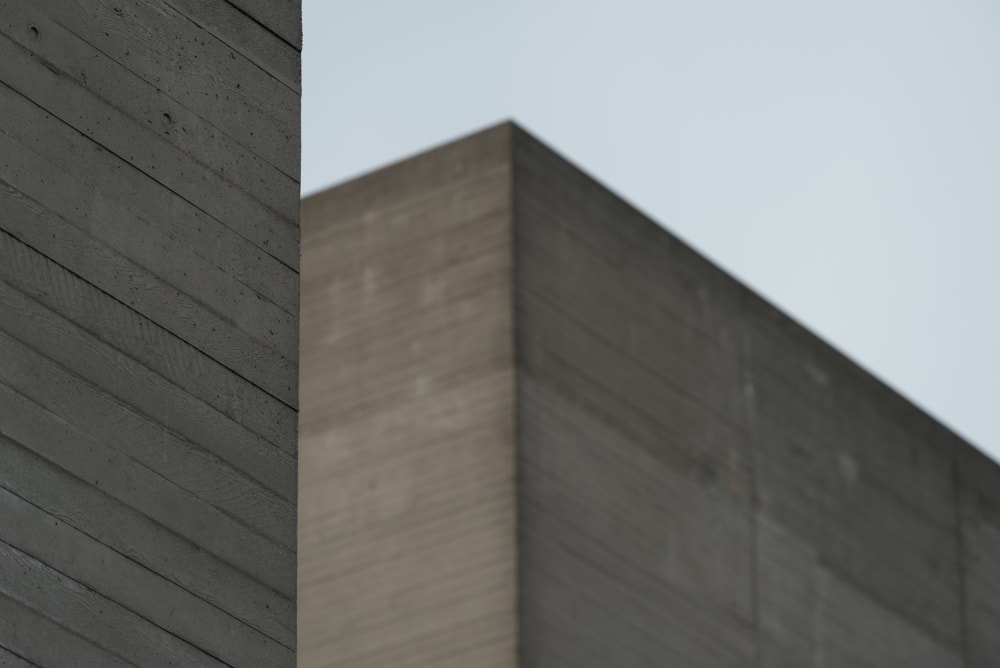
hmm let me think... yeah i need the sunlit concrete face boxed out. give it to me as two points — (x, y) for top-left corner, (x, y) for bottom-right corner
(299, 122), (999, 667)
(298, 124), (519, 668)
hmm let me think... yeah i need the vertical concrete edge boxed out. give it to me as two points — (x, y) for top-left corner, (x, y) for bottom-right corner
(507, 120), (523, 668)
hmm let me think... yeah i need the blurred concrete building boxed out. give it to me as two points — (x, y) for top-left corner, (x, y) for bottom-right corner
(300, 122), (999, 668)
(0, 2), (300, 666)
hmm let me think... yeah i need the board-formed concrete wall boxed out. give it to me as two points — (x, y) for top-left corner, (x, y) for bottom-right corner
(300, 122), (999, 668)
(513, 127), (758, 667)
(299, 124), (519, 668)
(0, 2), (300, 666)
(512, 124), (992, 668)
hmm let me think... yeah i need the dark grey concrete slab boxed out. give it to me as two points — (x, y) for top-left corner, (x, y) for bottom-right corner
(958, 440), (1000, 667)
(0, 28), (299, 268)
(0, 646), (37, 668)
(0, 229), (297, 451)
(757, 517), (962, 668)
(0, 541), (229, 668)
(0, 433), (295, 647)
(746, 294), (963, 658)
(0, 595), (133, 668)
(25, 0), (299, 177)
(508, 122), (985, 667)
(513, 125), (756, 667)
(0, 279), (296, 506)
(0, 0), (299, 664)
(0, 486), (293, 667)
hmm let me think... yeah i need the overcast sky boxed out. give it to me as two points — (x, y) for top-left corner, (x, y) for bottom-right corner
(302, 0), (1000, 461)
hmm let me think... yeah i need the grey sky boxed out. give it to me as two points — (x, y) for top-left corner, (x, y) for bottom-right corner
(302, 0), (1000, 460)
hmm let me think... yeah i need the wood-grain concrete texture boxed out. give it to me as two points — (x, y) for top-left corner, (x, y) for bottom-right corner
(299, 125), (519, 668)
(514, 127), (756, 668)
(300, 122), (999, 668)
(0, 1), (300, 666)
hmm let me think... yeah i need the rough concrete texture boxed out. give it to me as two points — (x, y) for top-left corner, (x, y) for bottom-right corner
(302, 122), (999, 668)
(0, 1), (300, 666)
(299, 125), (519, 668)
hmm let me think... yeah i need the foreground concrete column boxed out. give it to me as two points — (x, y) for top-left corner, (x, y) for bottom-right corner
(300, 122), (998, 668)
(0, 2), (300, 666)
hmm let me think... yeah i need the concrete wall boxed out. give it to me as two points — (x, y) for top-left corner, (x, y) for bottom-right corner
(514, 126), (756, 667)
(0, 2), (300, 666)
(512, 124), (994, 667)
(299, 125), (519, 668)
(298, 123), (998, 667)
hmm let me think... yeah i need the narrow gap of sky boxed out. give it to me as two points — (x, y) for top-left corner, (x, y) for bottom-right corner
(303, 0), (1000, 460)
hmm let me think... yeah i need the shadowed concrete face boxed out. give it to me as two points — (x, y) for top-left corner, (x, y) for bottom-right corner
(300, 122), (998, 668)
(0, 2), (300, 665)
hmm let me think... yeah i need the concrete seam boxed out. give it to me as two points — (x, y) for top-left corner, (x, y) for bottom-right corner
(0, 589), (141, 668)
(0, 536), (239, 668)
(42, 13), (299, 183)
(740, 292), (764, 668)
(0, 454), (295, 651)
(0, 227), (297, 411)
(0, 78), (298, 273)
